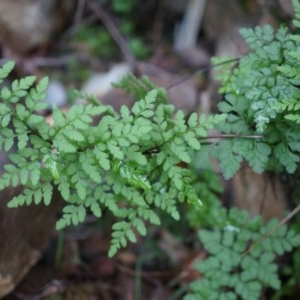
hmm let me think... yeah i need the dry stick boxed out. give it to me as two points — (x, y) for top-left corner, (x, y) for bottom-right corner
(242, 203), (300, 257)
(165, 57), (241, 90)
(74, 0), (87, 24)
(85, 0), (136, 66)
(165, 57), (263, 142)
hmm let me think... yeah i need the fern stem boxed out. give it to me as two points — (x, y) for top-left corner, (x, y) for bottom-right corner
(204, 134), (264, 140)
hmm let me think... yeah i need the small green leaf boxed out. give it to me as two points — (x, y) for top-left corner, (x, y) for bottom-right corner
(76, 182), (87, 200)
(0, 103), (10, 113)
(112, 123), (123, 137)
(27, 114), (44, 125)
(17, 133), (28, 150)
(131, 152), (147, 165)
(31, 168), (40, 186)
(1, 87), (12, 100)
(100, 156), (111, 170)
(43, 183), (53, 205)
(43, 154), (60, 180)
(179, 151), (191, 163)
(2, 114), (11, 127)
(72, 212), (79, 225)
(52, 108), (65, 126)
(11, 173), (19, 187)
(188, 112), (198, 127)
(91, 202), (102, 217)
(34, 188), (43, 204)
(141, 110), (154, 118)
(58, 180), (70, 200)
(65, 130), (85, 142)
(108, 246), (118, 258)
(120, 105), (130, 118)
(171, 209), (180, 220)
(133, 218), (147, 236)
(57, 139), (77, 153)
(126, 229), (137, 243)
(107, 143), (124, 160)
(189, 138), (201, 150)
(37, 76), (49, 93)
(0, 61), (15, 83)
(4, 138), (14, 151)
(20, 168), (28, 185)
(78, 205), (86, 222)
(56, 219), (67, 230)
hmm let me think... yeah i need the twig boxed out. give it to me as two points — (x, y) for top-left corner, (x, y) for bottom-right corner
(165, 57), (241, 90)
(0, 55), (78, 68)
(30, 55), (78, 67)
(16, 279), (67, 300)
(85, 0), (135, 66)
(242, 203), (300, 257)
(63, 14), (99, 37)
(74, 0), (87, 24)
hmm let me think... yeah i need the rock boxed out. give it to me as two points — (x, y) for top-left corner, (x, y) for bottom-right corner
(137, 62), (198, 113)
(232, 166), (287, 221)
(81, 63), (132, 99)
(44, 79), (68, 109)
(0, 0), (77, 55)
(203, 0), (263, 57)
(0, 149), (62, 298)
(277, 0), (295, 17)
(0, 187), (62, 298)
(149, 75), (197, 113)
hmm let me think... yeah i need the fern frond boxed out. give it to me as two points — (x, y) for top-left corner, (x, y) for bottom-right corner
(185, 209), (300, 300)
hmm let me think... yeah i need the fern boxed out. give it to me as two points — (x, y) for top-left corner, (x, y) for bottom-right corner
(113, 74), (168, 104)
(0, 63), (226, 257)
(1, 6), (300, 296)
(206, 7), (300, 179)
(185, 209), (300, 300)
(181, 2), (300, 299)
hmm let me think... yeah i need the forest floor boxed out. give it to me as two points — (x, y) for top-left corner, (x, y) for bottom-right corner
(0, 1), (297, 299)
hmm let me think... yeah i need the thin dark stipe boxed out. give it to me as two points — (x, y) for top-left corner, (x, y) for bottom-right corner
(165, 57), (241, 90)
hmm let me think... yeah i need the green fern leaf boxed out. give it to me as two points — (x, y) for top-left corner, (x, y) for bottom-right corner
(42, 183), (53, 205)
(0, 61), (15, 83)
